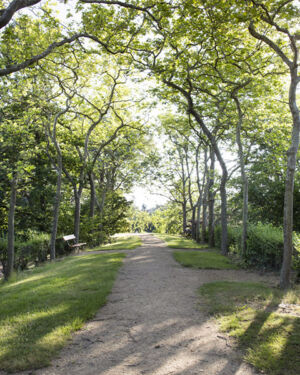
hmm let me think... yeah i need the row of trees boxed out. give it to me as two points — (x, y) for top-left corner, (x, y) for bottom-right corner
(0, 0), (299, 287)
(128, 0), (299, 288)
(0, 23), (152, 278)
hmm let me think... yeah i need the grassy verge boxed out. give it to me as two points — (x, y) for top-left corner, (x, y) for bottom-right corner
(199, 281), (300, 375)
(0, 252), (125, 372)
(91, 235), (142, 251)
(156, 233), (208, 249)
(174, 250), (239, 269)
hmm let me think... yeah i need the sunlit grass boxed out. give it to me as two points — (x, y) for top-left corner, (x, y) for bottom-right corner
(90, 235), (142, 251)
(199, 281), (300, 375)
(173, 250), (239, 269)
(155, 233), (209, 249)
(0, 252), (125, 372)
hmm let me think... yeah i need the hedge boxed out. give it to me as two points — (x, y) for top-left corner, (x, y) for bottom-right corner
(0, 231), (50, 276)
(215, 223), (300, 274)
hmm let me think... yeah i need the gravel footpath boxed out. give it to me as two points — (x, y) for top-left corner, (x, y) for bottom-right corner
(14, 234), (276, 375)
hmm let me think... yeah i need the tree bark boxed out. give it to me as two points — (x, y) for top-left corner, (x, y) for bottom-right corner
(182, 201), (187, 234)
(196, 196), (202, 242)
(50, 167), (62, 260)
(280, 69), (300, 288)
(5, 173), (18, 280)
(163, 79), (229, 254)
(248, 18), (300, 288)
(89, 172), (96, 218)
(201, 148), (208, 242)
(233, 95), (249, 256)
(47, 104), (70, 260)
(74, 190), (82, 243)
(195, 144), (203, 243)
(208, 147), (215, 247)
(191, 205), (196, 239)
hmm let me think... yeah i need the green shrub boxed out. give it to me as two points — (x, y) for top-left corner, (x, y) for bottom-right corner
(215, 223), (300, 273)
(80, 215), (109, 247)
(245, 223), (283, 270)
(293, 232), (300, 280)
(0, 231), (50, 275)
(214, 225), (241, 253)
(20, 232), (50, 266)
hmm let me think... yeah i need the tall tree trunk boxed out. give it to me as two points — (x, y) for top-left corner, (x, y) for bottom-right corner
(89, 172), (96, 218)
(233, 95), (249, 256)
(189, 109), (228, 254)
(219, 169), (228, 255)
(6, 173), (18, 280)
(163, 80), (228, 253)
(280, 70), (300, 289)
(191, 205), (196, 239)
(196, 196), (202, 242)
(195, 144), (203, 243)
(202, 190), (208, 242)
(47, 102), (71, 260)
(201, 149), (208, 242)
(182, 201), (187, 234)
(74, 191), (81, 243)
(248, 19), (299, 288)
(50, 166), (62, 260)
(208, 148), (215, 247)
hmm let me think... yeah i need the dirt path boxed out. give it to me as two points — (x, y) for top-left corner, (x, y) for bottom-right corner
(18, 234), (276, 375)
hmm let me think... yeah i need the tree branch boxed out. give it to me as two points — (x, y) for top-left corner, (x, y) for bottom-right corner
(0, 0), (41, 29)
(248, 21), (292, 68)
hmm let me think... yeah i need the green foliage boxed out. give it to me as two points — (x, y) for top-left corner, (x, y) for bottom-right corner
(214, 225), (241, 253)
(215, 224), (300, 275)
(173, 250), (239, 270)
(151, 204), (182, 234)
(0, 231), (50, 274)
(0, 252), (125, 372)
(199, 281), (300, 375)
(246, 223), (283, 270)
(127, 206), (154, 233)
(80, 215), (109, 247)
(247, 163), (300, 231)
(293, 232), (300, 281)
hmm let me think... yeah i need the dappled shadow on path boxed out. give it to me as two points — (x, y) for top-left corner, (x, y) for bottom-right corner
(11, 234), (272, 375)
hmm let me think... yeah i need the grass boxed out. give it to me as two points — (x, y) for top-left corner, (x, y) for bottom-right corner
(199, 281), (300, 375)
(90, 235), (142, 251)
(173, 250), (239, 269)
(0, 252), (125, 372)
(155, 233), (209, 249)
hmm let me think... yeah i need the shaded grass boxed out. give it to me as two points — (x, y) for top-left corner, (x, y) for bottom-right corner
(199, 281), (300, 375)
(156, 233), (208, 249)
(174, 250), (239, 269)
(0, 252), (125, 372)
(91, 235), (142, 251)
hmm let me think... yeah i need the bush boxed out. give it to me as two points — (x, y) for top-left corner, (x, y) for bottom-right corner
(20, 232), (50, 267)
(214, 225), (241, 253)
(293, 232), (300, 280)
(215, 223), (300, 274)
(245, 223), (283, 270)
(0, 231), (50, 275)
(80, 215), (109, 247)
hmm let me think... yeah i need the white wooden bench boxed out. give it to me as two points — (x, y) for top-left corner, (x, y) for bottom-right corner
(63, 234), (87, 251)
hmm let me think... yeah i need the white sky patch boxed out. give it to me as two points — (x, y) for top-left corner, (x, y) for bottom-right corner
(125, 186), (168, 210)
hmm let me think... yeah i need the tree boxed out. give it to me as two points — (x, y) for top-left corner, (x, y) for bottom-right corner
(246, 0), (299, 288)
